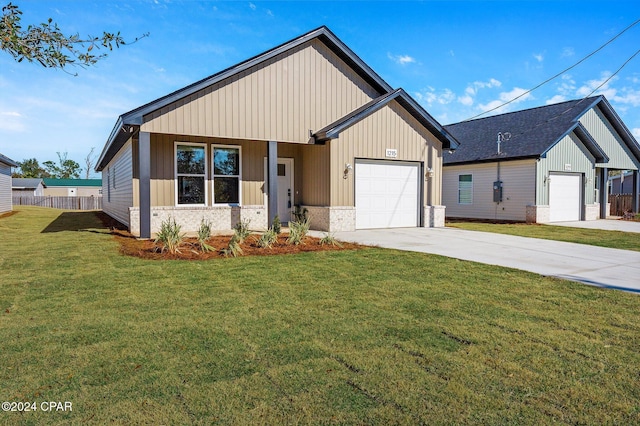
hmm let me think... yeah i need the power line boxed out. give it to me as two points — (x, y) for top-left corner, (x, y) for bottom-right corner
(465, 18), (640, 121)
(494, 46), (640, 144)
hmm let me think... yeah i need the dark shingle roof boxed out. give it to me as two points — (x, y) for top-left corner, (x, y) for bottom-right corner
(443, 96), (636, 165)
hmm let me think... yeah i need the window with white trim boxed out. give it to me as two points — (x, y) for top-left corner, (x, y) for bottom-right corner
(175, 143), (207, 205)
(458, 174), (473, 204)
(212, 145), (241, 204)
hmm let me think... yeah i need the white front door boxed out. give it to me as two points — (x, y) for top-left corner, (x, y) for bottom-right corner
(264, 158), (294, 223)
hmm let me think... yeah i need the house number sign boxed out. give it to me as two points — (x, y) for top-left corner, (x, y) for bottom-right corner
(385, 148), (398, 158)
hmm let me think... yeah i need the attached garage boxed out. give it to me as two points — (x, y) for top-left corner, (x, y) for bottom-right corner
(355, 160), (420, 229)
(549, 173), (581, 222)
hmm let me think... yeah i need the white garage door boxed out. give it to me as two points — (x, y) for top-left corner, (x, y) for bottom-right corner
(355, 160), (420, 229)
(549, 173), (581, 222)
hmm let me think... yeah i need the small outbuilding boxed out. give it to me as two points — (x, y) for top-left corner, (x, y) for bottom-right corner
(12, 178), (46, 196)
(96, 26), (458, 237)
(442, 96), (640, 222)
(42, 178), (103, 197)
(0, 154), (18, 214)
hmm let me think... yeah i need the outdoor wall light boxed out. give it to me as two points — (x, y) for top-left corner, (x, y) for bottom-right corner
(425, 167), (434, 180)
(343, 163), (353, 179)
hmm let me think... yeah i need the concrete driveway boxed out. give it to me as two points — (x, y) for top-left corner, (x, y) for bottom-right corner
(550, 219), (640, 233)
(330, 227), (640, 293)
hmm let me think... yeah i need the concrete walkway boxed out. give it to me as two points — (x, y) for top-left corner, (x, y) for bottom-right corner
(549, 219), (640, 233)
(330, 227), (640, 293)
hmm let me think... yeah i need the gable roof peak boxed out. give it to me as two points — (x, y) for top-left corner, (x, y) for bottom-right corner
(97, 26), (395, 170)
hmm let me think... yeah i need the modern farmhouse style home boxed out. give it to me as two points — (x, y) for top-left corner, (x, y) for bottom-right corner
(96, 26), (459, 237)
(442, 96), (640, 222)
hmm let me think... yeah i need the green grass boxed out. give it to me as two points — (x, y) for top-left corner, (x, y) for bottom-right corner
(1, 206), (640, 425)
(448, 221), (640, 252)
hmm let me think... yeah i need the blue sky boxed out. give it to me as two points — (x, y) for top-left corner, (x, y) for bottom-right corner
(1, 1), (639, 177)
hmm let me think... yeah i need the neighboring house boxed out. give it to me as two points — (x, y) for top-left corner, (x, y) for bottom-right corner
(0, 153), (18, 214)
(442, 96), (640, 222)
(12, 178), (46, 196)
(96, 26), (459, 238)
(42, 178), (103, 197)
(609, 171), (638, 194)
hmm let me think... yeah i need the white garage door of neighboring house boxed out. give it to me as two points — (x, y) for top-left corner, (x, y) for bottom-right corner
(549, 173), (581, 222)
(355, 160), (420, 229)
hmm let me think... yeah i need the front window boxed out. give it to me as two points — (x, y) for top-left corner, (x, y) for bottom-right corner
(213, 146), (241, 204)
(458, 174), (473, 204)
(176, 143), (207, 205)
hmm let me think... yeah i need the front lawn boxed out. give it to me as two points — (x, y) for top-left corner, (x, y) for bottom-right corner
(447, 220), (640, 252)
(1, 206), (639, 424)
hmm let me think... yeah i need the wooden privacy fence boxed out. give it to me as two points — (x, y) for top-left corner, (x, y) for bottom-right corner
(13, 196), (102, 210)
(608, 194), (634, 216)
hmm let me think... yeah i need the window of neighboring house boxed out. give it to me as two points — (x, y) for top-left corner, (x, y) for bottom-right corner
(212, 145), (241, 204)
(458, 174), (473, 204)
(175, 143), (207, 205)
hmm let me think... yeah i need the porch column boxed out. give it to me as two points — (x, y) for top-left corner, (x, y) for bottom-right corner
(139, 131), (151, 239)
(267, 140), (278, 227)
(599, 167), (608, 219)
(633, 170), (639, 213)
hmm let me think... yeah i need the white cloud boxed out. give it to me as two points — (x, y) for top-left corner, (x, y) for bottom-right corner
(387, 53), (416, 65)
(0, 111), (25, 132)
(612, 88), (640, 107)
(478, 87), (532, 113)
(458, 94), (474, 106)
(414, 87), (455, 105)
(546, 95), (566, 105)
(533, 53), (544, 62)
(457, 78), (502, 106)
(266, 9), (274, 16)
(249, 2), (256, 10)
(576, 72), (618, 98)
(561, 47), (575, 58)
(632, 128), (640, 138)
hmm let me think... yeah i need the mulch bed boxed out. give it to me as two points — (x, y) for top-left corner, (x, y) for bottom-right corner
(96, 212), (364, 260)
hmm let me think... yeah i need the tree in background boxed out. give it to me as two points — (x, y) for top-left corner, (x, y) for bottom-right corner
(12, 157), (48, 178)
(84, 147), (96, 179)
(43, 152), (81, 179)
(0, 2), (147, 73)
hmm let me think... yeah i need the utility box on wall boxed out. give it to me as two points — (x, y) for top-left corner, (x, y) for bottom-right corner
(493, 180), (503, 203)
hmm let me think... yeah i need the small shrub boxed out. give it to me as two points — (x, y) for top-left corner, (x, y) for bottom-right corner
(257, 228), (278, 249)
(233, 218), (251, 243)
(287, 217), (310, 245)
(292, 205), (309, 222)
(197, 218), (215, 253)
(221, 234), (243, 257)
(272, 215), (281, 234)
(319, 233), (342, 247)
(155, 217), (184, 254)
